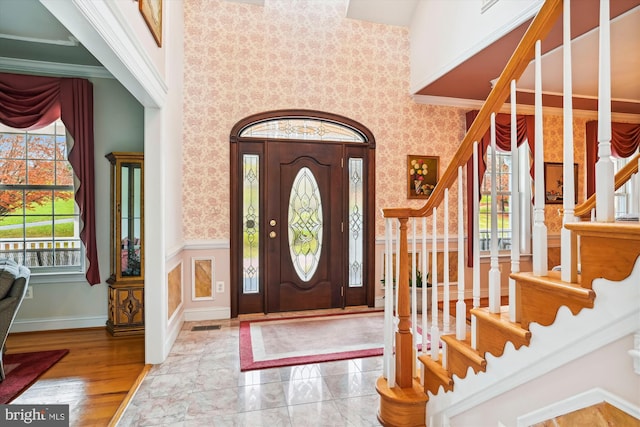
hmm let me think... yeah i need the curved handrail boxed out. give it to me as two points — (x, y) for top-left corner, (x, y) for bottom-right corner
(383, 0), (562, 219)
(575, 152), (640, 218)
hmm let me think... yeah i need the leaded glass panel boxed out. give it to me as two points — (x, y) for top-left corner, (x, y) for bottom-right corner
(240, 118), (365, 142)
(288, 167), (323, 281)
(348, 158), (363, 287)
(242, 154), (259, 294)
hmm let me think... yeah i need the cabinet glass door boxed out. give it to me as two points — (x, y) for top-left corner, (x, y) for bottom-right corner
(120, 163), (142, 278)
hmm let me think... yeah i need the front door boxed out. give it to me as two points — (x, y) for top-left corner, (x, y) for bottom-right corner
(266, 141), (343, 312)
(230, 110), (376, 317)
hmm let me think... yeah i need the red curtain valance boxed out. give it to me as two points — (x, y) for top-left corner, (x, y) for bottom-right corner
(586, 121), (640, 197)
(0, 72), (99, 285)
(465, 110), (536, 268)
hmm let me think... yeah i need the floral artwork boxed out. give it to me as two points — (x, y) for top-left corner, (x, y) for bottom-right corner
(407, 155), (439, 199)
(544, 162), (578, 204)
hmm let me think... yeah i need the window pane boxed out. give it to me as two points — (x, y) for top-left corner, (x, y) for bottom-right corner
(27, 160), (55, 185)
(240, 118), (365, 142)
(0, 189), (24, 217)
(288, 167), (323, 282)
(242, 154), (259, 294)
(2, 160), (26, 184)
(25, 190), (53, 215)
(27, 134), (55, 160)
(53, 190), (75, 215)
(348, 158), (363, 287)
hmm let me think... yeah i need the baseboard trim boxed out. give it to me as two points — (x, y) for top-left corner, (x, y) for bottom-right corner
(10, 315), (107, 333)
(183, 307), (230, 321)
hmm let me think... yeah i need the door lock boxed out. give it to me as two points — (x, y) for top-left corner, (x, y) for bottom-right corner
(270, 219), (277, 226)
(269, 231), (277, 238)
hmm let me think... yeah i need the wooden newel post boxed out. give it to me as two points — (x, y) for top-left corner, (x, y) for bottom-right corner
(395, 217), (413, 388)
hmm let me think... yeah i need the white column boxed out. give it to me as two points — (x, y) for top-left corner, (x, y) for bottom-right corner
(489, 113), (501, 313)
(532, 40), (548, 276)
(456, 166), (467, 340)
(596, 0), (615, 222)
(509, 80), (520, 322)
(561, 0), (578, 283)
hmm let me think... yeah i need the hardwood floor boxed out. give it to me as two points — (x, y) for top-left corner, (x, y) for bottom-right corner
(5, 327), (146, 427)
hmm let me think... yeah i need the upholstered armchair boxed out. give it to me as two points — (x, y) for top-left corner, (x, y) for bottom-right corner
(0, 259), (30, 381)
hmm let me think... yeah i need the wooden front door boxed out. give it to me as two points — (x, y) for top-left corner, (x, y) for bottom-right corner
(265, 141), (343, 312)
(230, 110), (376, 317)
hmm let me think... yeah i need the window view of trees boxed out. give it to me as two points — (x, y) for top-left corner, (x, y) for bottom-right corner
(0, 120), (82, 270)
(479, 147), (512, 251)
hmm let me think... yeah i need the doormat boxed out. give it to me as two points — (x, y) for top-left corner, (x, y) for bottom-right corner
(0, 349), (69, 403)
(239, 311), (430, 371)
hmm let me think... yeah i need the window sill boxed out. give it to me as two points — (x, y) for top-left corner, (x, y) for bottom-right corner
(30, 271), (88, 285)
(479, 252), (532, 263)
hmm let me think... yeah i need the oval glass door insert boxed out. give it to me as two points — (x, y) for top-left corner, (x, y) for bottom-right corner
(288, 167), (323, 281)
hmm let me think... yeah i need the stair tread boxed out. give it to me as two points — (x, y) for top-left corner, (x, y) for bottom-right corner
(471, 306), (531, 338)
(441, 333), (486, 367)
(510, 270), (595, 300)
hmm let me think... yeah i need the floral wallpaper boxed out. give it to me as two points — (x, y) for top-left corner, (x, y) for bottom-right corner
(182, 0), (466, 240)
(182, 0), (585, 241)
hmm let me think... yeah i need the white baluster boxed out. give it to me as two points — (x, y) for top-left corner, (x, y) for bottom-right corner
(533, 40), (548, 276)
(472, 142), (480, 350)
(596, 0), (615, 222)
(456, 166), (466, 340)
(411, 218), (417, 378)
(444, 188), (450, 332)
(510, 80), (520, 322)
(430, 207), (440, 361)
(489, 113), (501, 313)
(561, 0), (578, 283)
(422, 217), (428, 359)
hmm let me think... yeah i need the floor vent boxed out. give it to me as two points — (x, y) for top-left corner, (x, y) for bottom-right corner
(191, 325), (222, 331)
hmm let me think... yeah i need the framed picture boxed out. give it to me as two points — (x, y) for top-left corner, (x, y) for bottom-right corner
(407, 155), (439, 199)
(140, 0), (162, 47)
(544, 162), (578, 204)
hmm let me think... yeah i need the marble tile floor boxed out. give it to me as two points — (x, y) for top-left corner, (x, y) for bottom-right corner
(119, 306), (457, 427)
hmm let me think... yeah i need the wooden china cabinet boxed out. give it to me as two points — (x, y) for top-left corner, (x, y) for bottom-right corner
(106, 152), (145, 336)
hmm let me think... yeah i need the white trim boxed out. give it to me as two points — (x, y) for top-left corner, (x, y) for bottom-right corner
(165, 311), (183, 358)
(183, 306), (231, 321)
(516, 388), (640, 427)
(412, 95), (640, 124)
(0, 33), (79, 46)
(40, 0), (167, 108)
(0, 57), (113, 79)
(10, 315), (107, 333)
(183, 240), (230, 250)
(191, 256), (215, 301)
(410, 0), (543, 94)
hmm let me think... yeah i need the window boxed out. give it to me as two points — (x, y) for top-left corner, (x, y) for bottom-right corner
(613, 151), (639, 218)
(479, 144), (532, 253)
(0, 120), (83, 272)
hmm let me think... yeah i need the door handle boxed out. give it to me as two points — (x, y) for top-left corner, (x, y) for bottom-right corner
(269, 231), (277, 238)
(270, 219), (277, 226)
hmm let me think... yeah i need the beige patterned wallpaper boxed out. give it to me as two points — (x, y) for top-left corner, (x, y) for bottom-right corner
(182, 0), (585, 240)
(183, 0), (466, 239)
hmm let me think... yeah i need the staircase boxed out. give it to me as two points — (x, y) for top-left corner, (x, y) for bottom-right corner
(376, 0), (640, 425)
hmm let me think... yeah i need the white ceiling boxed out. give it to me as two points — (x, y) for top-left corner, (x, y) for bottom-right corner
(346, 0), (418, 27)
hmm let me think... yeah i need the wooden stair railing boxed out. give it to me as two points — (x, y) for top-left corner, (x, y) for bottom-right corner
(376, 1), (564, 425)
(575, 152), (640, 219)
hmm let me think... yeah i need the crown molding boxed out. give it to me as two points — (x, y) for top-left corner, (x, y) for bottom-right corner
(412, 94), (640, 123)
(0, 56), (113, 79)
